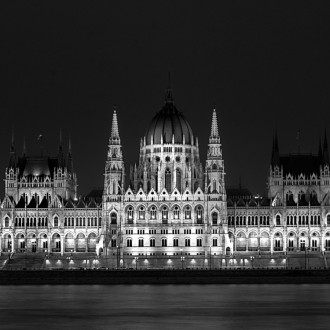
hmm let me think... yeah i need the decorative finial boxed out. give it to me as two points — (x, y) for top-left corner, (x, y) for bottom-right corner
(165, 72), (174, 104)
(210, 106), (219, 138)
(111, 105), (120, 139)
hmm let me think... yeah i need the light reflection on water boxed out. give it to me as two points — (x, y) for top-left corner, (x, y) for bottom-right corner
(0, 284), (329, 330)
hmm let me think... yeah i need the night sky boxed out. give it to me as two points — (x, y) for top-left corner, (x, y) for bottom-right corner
(1, 1), (330, 197)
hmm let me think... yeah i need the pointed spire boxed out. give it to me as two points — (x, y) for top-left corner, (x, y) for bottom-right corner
(8, 130), (16, 168)
(271, 131), (280, 166)
(165, 72), (174, 104)
(210, 107), (220, 139)
(323, 128), (329, 165)
(318, 136), (323, 161)
(111, 106), (120, 140)
(67, 137), (74, 172)
(23, 137), (26, 157)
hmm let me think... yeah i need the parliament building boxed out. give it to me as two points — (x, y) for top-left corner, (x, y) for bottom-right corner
(1, 85), (330, 269)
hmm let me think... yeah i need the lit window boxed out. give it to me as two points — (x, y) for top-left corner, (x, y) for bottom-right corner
(138, 206), (145, 220)
(173, 206), (180, 219)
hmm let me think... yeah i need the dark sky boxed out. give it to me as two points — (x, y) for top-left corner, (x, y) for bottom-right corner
(1, 1), (330, 197)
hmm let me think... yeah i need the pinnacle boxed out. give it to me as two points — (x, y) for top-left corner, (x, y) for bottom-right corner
(210, 108), (219, 139)
(111, 108), (120, 139)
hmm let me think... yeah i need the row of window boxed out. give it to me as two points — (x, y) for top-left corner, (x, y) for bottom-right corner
(228, 216), (270, 226)
(3, 216), (101, 228)
(123, 228), (201, 235)
(111, 237), (220, 248)
(124, 205), (205, 222)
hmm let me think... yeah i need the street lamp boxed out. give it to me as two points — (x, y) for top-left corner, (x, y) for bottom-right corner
(180, 248), (184, 270)
(250, 256), (254, 269)
(304, 246), (309, 270)
(135, 257), (139, 270)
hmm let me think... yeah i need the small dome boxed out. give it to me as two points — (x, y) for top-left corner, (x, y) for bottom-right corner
(145, 101), (194, 145)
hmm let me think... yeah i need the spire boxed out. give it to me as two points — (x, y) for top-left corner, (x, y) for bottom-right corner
(271, 131), (280, 166)
(58, 128), (65, 167)
(8, 130), (16, 168)
(22, 137), (26, 157)
(323, 128), (330, 165)
(165, 72), (174, 104)
(111, 106), (120, 140)
(67, 137), (74, 172)
(318, 136), (323, 161)
(210, 107), (220, 139)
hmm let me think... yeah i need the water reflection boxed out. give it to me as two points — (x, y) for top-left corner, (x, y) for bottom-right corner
(0, 285), (329, 330)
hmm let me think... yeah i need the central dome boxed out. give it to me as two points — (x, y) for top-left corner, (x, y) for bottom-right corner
(145, 91), (194, 145)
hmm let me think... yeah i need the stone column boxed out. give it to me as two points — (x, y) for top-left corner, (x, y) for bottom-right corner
(47, 236), (51, 254)
(60, 235), (64, 256)
(321, 234), (325, 253)
(11, 236), (15, 253)
(270, 235), (274, 255)
(85, 237), (88, 252)
(283, 234), (287, 253)
(0, 236), (2, 255)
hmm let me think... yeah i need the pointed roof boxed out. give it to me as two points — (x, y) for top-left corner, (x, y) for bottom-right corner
(165, 72), (174, 104)
(16, 196), (26, 208)
(210, 108), (220, 139)
(111, 108), (120, 140)
(318, 136), (323, 162)
(64, 199), (75, 208)
(39, 196), (48, 208)
(323, 128), (329, 165)
(87, 199), (98, 208)
(236, 198), (246, 207)
(23, 137), (26, 157)
(8, 132), (16, 168)
(271, 132), (280, 166)
(76, 198), (86, 208)
(27, 197), (37, 208)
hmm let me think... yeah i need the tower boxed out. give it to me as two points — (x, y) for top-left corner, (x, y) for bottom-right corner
(101, 108), (125, 258)
(205, 107), (229, 255)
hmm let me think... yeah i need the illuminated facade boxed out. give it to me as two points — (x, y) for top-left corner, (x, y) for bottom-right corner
(1, 85), (330, 269)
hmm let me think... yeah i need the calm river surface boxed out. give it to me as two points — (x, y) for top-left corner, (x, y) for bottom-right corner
(0, 284), (329, 330)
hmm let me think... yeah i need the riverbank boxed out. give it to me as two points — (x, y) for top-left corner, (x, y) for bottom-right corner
(1, 269), (330, 285)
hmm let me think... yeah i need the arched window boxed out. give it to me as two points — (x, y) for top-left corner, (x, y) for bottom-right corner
(162, 206), (168, 220)
(165, 169), (171, 192)
(127, 206), (134, 221)
(138, 238), (144, 247)
(173, 206), (180, 219)
(53, 216), (59, 227)
(162, 238), (167, 247)
(212, 212), (218, 225)
(327, 214), (330, 226)
(184, 206), (191, 219)
(212, 180), (217, 193)
(4, 217), (9, 228)
(150, 238), (155, 247)
(196, 206), (203, 223)
(150, 206), (157, 220)
(126, 238), (132, 247)
(185, 238), (190, 247)
(110, 213), (117, 224)
(138, 206), (145, 220)
(276, 215), (281, 226)
(176, 169), (182, 192)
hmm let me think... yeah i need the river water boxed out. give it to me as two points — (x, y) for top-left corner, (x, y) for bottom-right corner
(0, 284), (329, 330)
